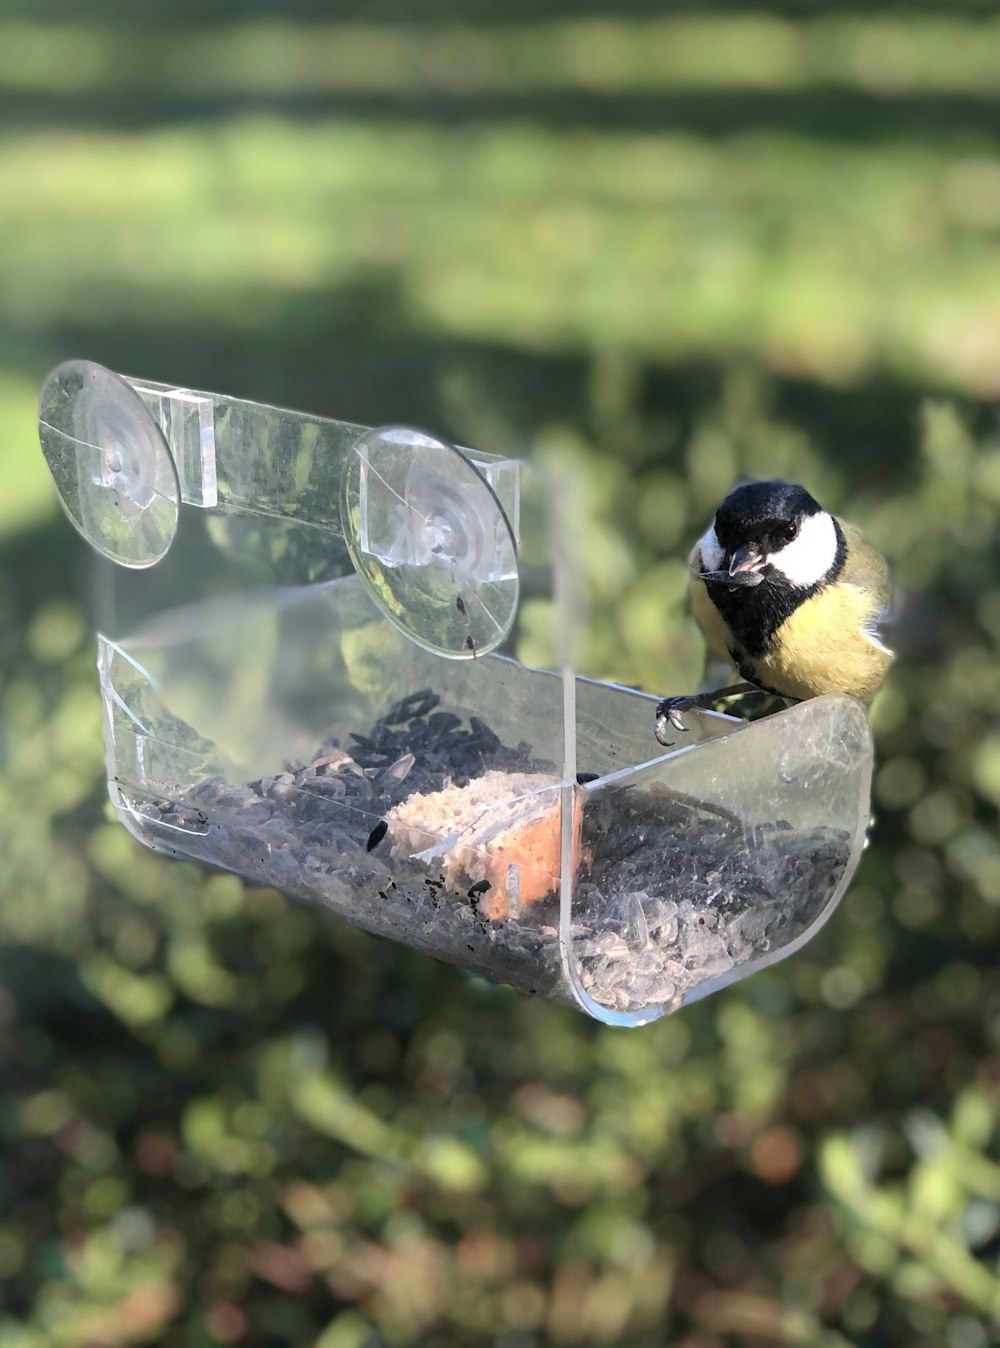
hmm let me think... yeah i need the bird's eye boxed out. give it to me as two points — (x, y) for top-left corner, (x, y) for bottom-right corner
(782, 520), (799, 542)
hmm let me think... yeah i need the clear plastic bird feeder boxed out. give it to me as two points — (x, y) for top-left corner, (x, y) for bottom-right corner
(38, 360), (874, 1026)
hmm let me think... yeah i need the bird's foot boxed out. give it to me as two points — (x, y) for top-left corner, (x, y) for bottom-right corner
(654, 695), (704, 746)
(654, 682), (761, 747)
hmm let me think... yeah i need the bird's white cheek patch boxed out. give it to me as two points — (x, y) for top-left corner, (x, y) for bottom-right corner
(698, 523), (724, 572)
(771, 511), (838, 588)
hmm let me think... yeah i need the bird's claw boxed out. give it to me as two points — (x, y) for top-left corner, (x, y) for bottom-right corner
(654, 695), (699, 747)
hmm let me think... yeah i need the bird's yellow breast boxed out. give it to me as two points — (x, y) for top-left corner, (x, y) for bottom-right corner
(744, 582), (892, 704)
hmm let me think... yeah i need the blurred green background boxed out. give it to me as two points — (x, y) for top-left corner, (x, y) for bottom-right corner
(2, 2), (999, 1345)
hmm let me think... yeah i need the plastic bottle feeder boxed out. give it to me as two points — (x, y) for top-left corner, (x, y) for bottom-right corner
(37, 361), (874, 1026)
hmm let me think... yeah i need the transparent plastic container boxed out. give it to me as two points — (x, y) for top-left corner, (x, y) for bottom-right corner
(38, 360), (874, 1026)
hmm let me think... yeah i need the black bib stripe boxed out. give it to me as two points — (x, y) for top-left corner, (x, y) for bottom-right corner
(708, 519), (847, 659)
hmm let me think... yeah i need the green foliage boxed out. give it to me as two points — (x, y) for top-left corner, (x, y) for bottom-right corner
(1, 6), (999, 1346)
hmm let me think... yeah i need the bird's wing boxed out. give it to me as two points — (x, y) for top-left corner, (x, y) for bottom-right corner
(688, 539), (737, 669)
(839, 520), (894, 655)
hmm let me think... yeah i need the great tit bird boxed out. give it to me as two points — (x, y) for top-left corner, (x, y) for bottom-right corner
(655, 479), (892, 745)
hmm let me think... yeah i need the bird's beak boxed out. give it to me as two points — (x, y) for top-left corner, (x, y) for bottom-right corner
(728, 544), (766, 577)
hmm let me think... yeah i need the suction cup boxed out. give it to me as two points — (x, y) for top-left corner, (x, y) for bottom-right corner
(341, 426), (519, 658)
(38, 360), (179, 568)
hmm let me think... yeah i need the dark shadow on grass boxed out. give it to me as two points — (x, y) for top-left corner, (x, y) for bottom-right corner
(8, 268), (991, 522)
(3, 87), (997, 146)
(3, 0), (996, 21)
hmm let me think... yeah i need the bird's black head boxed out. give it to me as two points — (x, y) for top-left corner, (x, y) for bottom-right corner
(714, 480), (822, 563)
(698, 480), (841, 592)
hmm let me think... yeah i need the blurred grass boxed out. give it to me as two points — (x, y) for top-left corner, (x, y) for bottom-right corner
(1, 4), (999, 1347)
(0, 120), (996, 396)
(1, 15), (997, 95)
